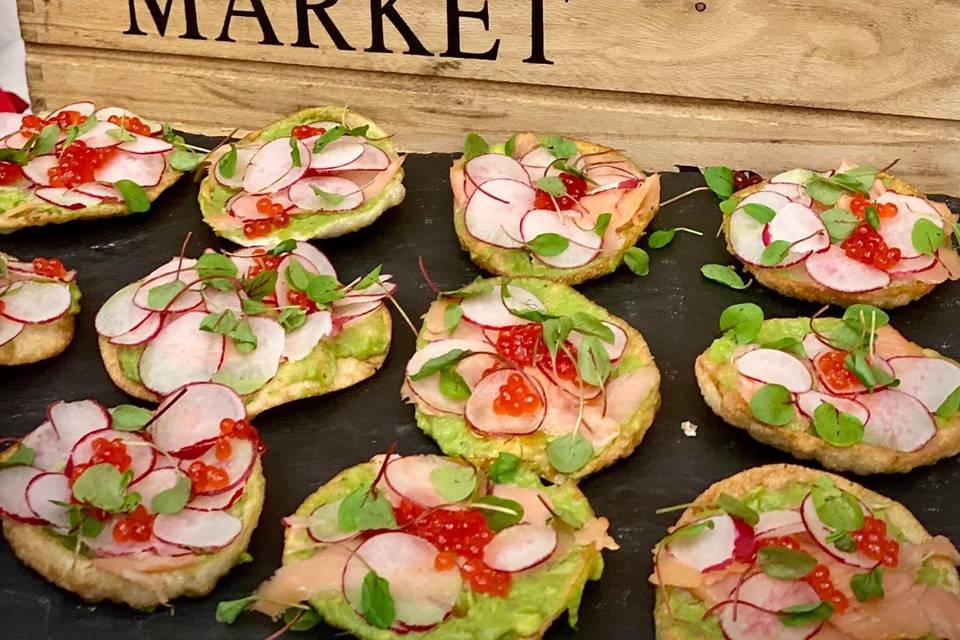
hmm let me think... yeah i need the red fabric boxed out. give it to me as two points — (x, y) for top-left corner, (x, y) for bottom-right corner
(0, 88), (28, 114)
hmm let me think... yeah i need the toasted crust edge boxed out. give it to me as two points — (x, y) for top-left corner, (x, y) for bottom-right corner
(2, 460), (265, 611)
(98, 306), (393, 417)
(0, 313), (76, 366)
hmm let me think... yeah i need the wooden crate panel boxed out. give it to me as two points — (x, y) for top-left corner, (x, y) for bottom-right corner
(17, 0), (960, 121)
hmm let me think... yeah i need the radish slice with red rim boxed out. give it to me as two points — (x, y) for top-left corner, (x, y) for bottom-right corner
(179, 437), (256, 496)
(718, 573), (822, 640)
(876, 192), (945, 259)
(567, 322), (627, 361)
(85, 520), (190, 557)
(0, 315), (24, 346)
(342, 532), (461, 630)
(405, 338), (497, 415)
(134, 265), (203, 313)
(764, 182), (813, 207)
(25, 472), (71, 530)
(464, 178), (536, 249)
(888, 356), (960, 412)
(49, 101), (96, 118)
(3, 132), (31, 150)
(805, 245), (891, 292)
(21, 421), (68, 472)
(139, 312), (226, 395)
(0, 466), (46, 524)
(288, 176), (363, 212)
(69, 429), (156, 483)
(858, 390), (936, 452)
(460, 284), (545, 329)
(22, 155), (57, 186)
(735, 348), (813, 393)
(212, 317), (285, 395)
(334, 143), (390, 172)
(303, 499), (357, 544)
(214, 146), (257, 189)
(308, 138), (364, 170)
(202, 287), (242, 314)
(153, 510), (243, 551)
(802, 333), (832, 360)
(187, 487), (244, 512)
(465, 368), (546, 436)
(282, 311), (333, 363)
(519, 146), (562, 180)
(74, 181), (121, 201)
(94, 151), (166, 187)
(93, 106), (161, 134)
(535, 360), (602, 401)
(728, 191), (792, 265)
(886, 254), (938, 275)
(34, 187), (103, 210)
(482, 523), (558, 572)
(754, 509), (804, 538)
(332, 300), (382, 323)
(118, 133), (174, 155)
(76, 121), (125, 150)
(149, 382), (245, 456)
(48, 399), (112, 450)
(667, 514), (755, 572)
(385, 455), (477, 508)
(242, 137), (309, 195)
(801, 492), (877, 568)
(108, 311), (163, 346)
(129, 466), (180, 507)
(228, 191), (295, 220)
(292, 242), (337, 278)
(520, 209), (602, 269)
(796, 391), (869, 424)
(764, 202), (829, 255)
(464, 153), (530, 199)
(0, 113), (20, 139)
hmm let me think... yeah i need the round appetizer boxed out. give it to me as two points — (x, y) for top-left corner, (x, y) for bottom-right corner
(451, 132), (660, 284)
(696, 303), (960, 474)
(0, 384), (264, 609)
(199, 106), (405, 246)
(402, 277), (660, 481)
(95, 240), (392, 416)
(221, 452), (617, 638)
(0, 252), (80, 365)
(721, 162), (960, 307)
(651, 464), (960, 639)
(0, 101), (187, 232)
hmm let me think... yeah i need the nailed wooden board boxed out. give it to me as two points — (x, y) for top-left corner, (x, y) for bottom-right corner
(24, 44), (960, 193)
(16, 0), (960, 121)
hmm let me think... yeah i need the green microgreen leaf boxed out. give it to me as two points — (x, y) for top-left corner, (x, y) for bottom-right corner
(216, 596), (257, 624)
(311, 185), (345, 206)
(742, 203), (777, 225)
(864, 205), (880, 231)
(196, 252), (238, 289)
(474, 496), (524, 532)
(306, 275), (344, 306)
(488, 452), (521, 484)
(311, 126), (347, 153)
(593, 212), (612, 236)
(0, 444), (35, 468)
(700, 264), (751, 290)
(760, 336), (805, 357)
(719, 302), (764, 344)
(936, 386), (960, 419)
(536, 176), (567, 198)
(241, 298), (272, 316)
(463, 132), (489, 163)
(354, 265), (383, 291)
(61, 115), (98, 151)
(285, 260), (313, 292)
(546, 432), (593, 474)
(760, 240), (793, 266)
(151, 474), (191, 514)
(624, 247), (650, 276)
(503, 135), (517, 158)
(169, 148), (204, 171)
(283, 606), (322, 631)
(804, 177), (844, 206)
(813, 402), (865, 447)
(577, 336), (611, 387)
(912, 218), (945, 256)
(114, 179), (151, 213)
(438, 367), (470, 400)
(811, 476), (864, 539)
(758, 546), (818, 580)
(749, 383), (796, 426)
(33, 123), (62, 156)
(289, 136), (302, 168)
(72, 464), (137, 513)
(146, 278), (186, 310)
(429, 464), (477, 502)
(719, 196), (741, 215)
(443, 303), (462, 335)
(217, 143), (238, 178)
(269, 239), (297, 256)
(540, 135), (577, 159)
(843, 351), (898, 392)
(703, 166), (734, 198)
(716, 493), (759, 526)
(410, 348), (472, 381)
(648, 228), (676, 249)
(778, 601), (834, 627)
(278, 307), (307, 332)
(526, 232), (569, 257)
(361, 570), (396, 630)
(850, 567), (884, 603)
(110, 405), (153, 432)
(338, 486), (397, 533)
(243, 269), (277, 301)
(820, 208), (860, 242)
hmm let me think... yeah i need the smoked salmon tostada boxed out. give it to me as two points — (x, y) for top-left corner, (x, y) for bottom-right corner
(451, 133), (660, 284)
(651, 464), (960, 639)
(0, 384), (265, 609)
(0, 252), (80, 365)
(719, 162), (960, 308)
(95, 240), (392, 416)
(219, 452), (617, 639)
(199, 107), (405, 246)
(695, 303), (960, 474)
(0, 102), (188, 232)
(402, 277), (660, 481)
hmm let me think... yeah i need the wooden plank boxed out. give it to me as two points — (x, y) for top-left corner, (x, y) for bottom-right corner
(17, 0), (960, 121)
(25, 44), (960, 193)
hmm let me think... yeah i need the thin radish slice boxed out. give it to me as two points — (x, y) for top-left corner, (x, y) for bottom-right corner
(754, 510), (805, 538)
(858, 390), (937, 452)
(48, 400), (111, 450)
(407, 352), (499, 416)
(214, 146), (257, 188)
(25, 472), (71, 530)
(179, 438), (256, 496)
(464, 178), (536, 249)
(93, 107), (161, 134)
(334, 143), (390, 172)
(876, 192), (944, 259)
(49, 101), (96, 118)
(75, 181), (122, 201)
(85, 521), (189, 557)
(520, 209), (602, 269)
(887, 254), (938, 274)
(464, 153), (531, 200)
(149, 382), (245, 457)
(187, 488), (244, 512)
(337, 279), (396, 305)
(3, 132), (31, 150)
(76, 121), (125, 150)
(718, 573), (822, 640)
(292, 242), (337, 278)
(228, 190), (296, 220)
(735, 348), (813, 393)
(96, 282), (154, 337)
(766, 182), (813, 206)
(802, 333), (832, 360)
(69, 429), (156, 483)
(153, 510), (243, 551)
(460, 284), (545, 329)
(242, 137), (309, 194)
(405, 338), (497, 414)
(303, 500), (357, 543)
(129, 467), (180, 508)
(34, 187), (102, 210)
(22, 155), (58, 186)
(667, 515), (745, 572)
(889, 356), (960, 412)
(288, 176), (363, 212)
(801, 493), (877, 568)
(309, 139), (364, 170)
(728, 209), (769, 266)
(568, 322), (627, 361)
(226, 247), (267, 276)
(0, 315), (24, 346)
(334, 300), (383, 323)
(94, 151), (166, 187)
(805, 245), (891, 292)
(519, 146), (562, 180)
(0, 466), (45, 523)
(764, 201), (829, 255)
(282, 311), (333, 362)
(771, 168), (816, 185)
(134, 263), (202, 312)
(21, 422), (69, 472)
(212, 317), (285, 395)
(796, 391), (869, 424)
(483, 523), (557, 572)
(202, 287), (242, 314)
(465, 369), (546, 436)
(139, 312), (226, 396)
(343, 532), (461, 630)
(738, 190), (792, 214)
(118, 133), (174, 155)
(385, 455), (477, 508)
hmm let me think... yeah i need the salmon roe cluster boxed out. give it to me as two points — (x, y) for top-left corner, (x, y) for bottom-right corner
(850, 194), (898, 220)
(394, 498), (511, 597)
(805, 564), (849, 614)
(112, 505), (156, 543)
(853, 516), (900, 568)
(842, 224), (902, 270)
(47, 140), (117, 188)
(291, 124), (327, 140)
(187, 460), (229, 494)
(107, 115), (151, 136)
(0, 161), (24, 186)
(243, 197), (291, 239)
(286, 289), (318, 313)
(755, 535), (801, 553)
(217, 417), (265, 460)
(496, 323), (579, 382)
(72, 437), (132, 480)
(493, 372), (542, 417)
(32, 257), (67, 279)
(533, 172), (587, 211)
(246, 250), (280, 278)
(815, 351), (861, 392)
(20, 111), (85, 136)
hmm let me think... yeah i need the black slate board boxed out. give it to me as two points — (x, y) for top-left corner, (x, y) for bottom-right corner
(1, 141), (958, 640)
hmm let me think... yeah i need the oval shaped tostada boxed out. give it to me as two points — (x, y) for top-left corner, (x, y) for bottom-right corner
(199, 107), (405, 246)
(696, 303), (960, 474)
(720, 162), (960, 307)
(0, 252), (81, 365)
(402, 277), (660, 481)
(451, 133), (660, 284)
(95, 240), (392, 416)
(0, 102), (186, 232)
(220, 452), (617, 638)
(0, 384), (264, 610)
(651, 464), (960, 639)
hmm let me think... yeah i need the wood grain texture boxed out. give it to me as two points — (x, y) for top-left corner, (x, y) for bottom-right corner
(16, 0), (960, 120)
(25, 44), (960, 192)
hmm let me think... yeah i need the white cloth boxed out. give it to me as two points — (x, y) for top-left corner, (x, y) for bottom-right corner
(0, 0), (30, 106)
